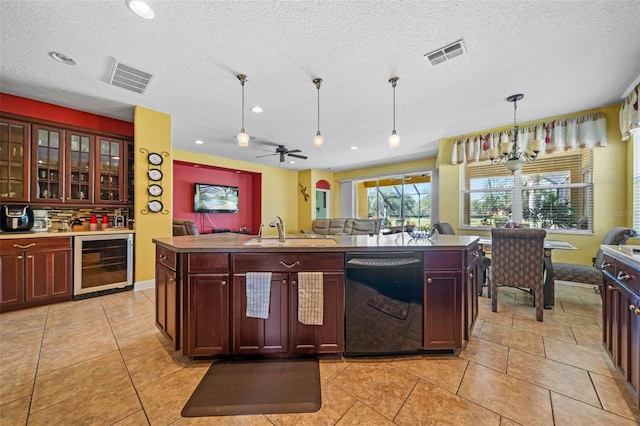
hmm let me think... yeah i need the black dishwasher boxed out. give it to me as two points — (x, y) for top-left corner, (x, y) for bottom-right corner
(344, 251), (423, 356)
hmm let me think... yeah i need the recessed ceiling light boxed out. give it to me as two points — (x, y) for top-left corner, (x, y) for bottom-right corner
(350, 146), (359, 150)
(194, 139), (204, 145)
(127, 0), (155, 19)
(250, 106), (263, 113)
(49, 52), (75, 65)
(289, 161), (295, 164)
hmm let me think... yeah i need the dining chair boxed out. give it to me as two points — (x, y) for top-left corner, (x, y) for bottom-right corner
(172, 218), (200, 236)
(553, 227), (637, 294)
(490, 228), (546, 321)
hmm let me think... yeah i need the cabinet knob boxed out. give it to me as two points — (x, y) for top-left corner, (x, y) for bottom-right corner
(17, 255), (23, 260)
(282, 279), (287, 285)
(168, 277), (174, 282)
(468, 272), (474, 278)
(616, 271), (631, 281)
(601, 261), (613, 269)
(292, 280), (297, 286)
(221, 280), (227, 286)
(630, 304), (637, 312)
(159, 254), (167, 261)
(26, 255), (33, 259)
(427, 277), (433, 284)
(607, 285), (617, 292)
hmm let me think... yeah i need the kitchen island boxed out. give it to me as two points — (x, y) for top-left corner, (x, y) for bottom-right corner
(152, 232), (480, 358)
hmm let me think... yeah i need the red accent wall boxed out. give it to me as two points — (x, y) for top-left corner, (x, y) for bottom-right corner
(173, 161), (261, 234)
(0, 93), (133, 136)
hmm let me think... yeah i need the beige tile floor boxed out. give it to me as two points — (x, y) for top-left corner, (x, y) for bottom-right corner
(1, 282), (639, 425)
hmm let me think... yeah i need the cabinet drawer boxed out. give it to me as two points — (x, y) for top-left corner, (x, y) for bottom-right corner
(424, 251), (462, 270)
(233, 253), (344, 273)
(602, 254), (616, 277)
(616, 260), (639, 296)
(467, 246), (481, 266)
(156, 246), (177, 270)
(187, 253), (229, 274)
(1, 237), (71, 252)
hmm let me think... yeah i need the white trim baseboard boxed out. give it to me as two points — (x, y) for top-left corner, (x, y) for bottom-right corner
(134, 279), (155, 291)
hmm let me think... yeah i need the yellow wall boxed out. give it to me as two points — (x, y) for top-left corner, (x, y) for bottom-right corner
(297, 169), (312, 231)
(133, 106), (172, 282)
(438, 104), (630, 265)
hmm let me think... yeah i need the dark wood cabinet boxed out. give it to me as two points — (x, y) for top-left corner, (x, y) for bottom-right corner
(0, 237), (72, 312)
(0, 118), (30, 202)
(232, 273), (289, 354)
(424, 270), (461, 349)
(184, 253), (230, 357)
(289, 272), (345, 354)
(96, 137), (131, 204)
(155, 246), (178, 349)
(32, 124), (65, 203)
(601, 250), (640, 409)
(232, 252), (345, 355)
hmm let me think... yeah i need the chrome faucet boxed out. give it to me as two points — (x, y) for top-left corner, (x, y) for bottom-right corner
(257, 223), (264, 241)
(269, 216), (285, 242)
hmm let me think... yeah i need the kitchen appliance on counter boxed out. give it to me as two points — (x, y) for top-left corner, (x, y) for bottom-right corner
(0, 205), (34, 232)
(32, 209), (52, 233)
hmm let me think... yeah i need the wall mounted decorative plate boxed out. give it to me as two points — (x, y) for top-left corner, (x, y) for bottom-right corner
(148, 184), (163, 197)
(148, 168), (163, 181)
(148, 199), (163, 213)
(148, 152), (163, 166)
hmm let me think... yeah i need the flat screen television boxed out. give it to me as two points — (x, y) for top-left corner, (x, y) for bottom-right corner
(194, 183), (239, 213)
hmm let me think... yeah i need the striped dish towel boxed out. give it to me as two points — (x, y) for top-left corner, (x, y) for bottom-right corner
(246, 272), (272, 319)
(298, 272), (324, 325)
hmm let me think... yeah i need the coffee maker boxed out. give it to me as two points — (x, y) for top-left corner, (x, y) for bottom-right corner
(0, 205), (34, 232)
(32, 209), (52, 232)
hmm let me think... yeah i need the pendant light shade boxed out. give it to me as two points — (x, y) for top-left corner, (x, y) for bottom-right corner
(313, 78), (324, 148)
(388, 77), (400, 148)
(236, 74), (249, 147)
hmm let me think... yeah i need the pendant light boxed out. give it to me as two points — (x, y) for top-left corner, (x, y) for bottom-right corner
(236, 74), (250, 147)
(313, 78), (324, 148)
(388, 77), (400, 148)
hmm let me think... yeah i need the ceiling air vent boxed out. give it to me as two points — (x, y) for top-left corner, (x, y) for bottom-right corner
(424, 39), (466, 66)
(108, 60), (154, 94)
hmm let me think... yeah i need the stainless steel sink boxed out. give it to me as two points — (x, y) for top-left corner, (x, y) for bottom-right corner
(243, 237), (338, 247)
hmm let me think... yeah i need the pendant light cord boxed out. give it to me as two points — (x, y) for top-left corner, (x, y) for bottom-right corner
(317, 85), (321, 133)
(392, 84), (396, 132)
(241, 80), (245, 131)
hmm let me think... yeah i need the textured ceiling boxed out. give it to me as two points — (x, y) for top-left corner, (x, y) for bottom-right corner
(1, 1), (639, 171)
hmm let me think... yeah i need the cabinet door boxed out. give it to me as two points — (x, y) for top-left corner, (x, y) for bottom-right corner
(96, 137), (125, 204)
(0, 119), (29, 202)
(464, 263), (478, 341)
(185, 274), (229, 357)
(629, 294), (640, 407)
(25, 248), (72, 303)
(0, 251), (25, 311)
(65, 131), (94, 203)
(603, 276), (620, 359)
(32, 124), (64, 203)
(424, 271), (461, 350)
(290, 272), (345, 354)
(155, 263), (178, 349)
(233, 273), (288, 354)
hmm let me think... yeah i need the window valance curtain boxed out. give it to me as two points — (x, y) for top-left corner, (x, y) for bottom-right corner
(619, 83), (639, 141)
(451, 112), (607, 165)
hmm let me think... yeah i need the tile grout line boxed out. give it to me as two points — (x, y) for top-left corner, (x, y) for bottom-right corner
(25, 305), (50, 424)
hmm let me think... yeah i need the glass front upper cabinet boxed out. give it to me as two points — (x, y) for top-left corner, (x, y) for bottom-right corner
(33, 125), (64, 203)
(66, 131), (93, 203)
(97, 137), (123, 203)
(0, 119), (29, 202)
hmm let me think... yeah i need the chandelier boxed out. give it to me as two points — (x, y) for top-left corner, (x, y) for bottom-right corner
(488, 94), (542, 172)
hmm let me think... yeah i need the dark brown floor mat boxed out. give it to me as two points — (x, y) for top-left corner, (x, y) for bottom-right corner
(181, 358), (321, 417)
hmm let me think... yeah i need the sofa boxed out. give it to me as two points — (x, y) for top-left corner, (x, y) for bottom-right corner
(302, 218), (382, 236)
(173, 218), (199, 236)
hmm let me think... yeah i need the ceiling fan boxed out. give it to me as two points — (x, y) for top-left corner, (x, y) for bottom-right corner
(256, 145), (308, 163)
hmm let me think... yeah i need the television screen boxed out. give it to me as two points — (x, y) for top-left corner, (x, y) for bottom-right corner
(194, 183), (239, 213)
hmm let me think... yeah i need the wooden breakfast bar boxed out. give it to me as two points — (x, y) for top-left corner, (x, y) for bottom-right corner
(153, 232), (481, 358)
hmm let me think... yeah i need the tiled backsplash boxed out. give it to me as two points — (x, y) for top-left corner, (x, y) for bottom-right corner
(35, 207), (132, 231)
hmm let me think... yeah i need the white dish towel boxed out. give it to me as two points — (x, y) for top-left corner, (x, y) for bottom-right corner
(298, 272), (324, 325)
(246, 272), (272, 319)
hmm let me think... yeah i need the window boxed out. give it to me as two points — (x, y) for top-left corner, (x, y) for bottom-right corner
(462, 150), (593, 232)
(359, 173), (432, 230)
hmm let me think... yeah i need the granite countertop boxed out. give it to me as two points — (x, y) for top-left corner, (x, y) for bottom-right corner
(0, 228), (135, 240)
(153, 232), (479, 253)
(602, 244), (640, 268)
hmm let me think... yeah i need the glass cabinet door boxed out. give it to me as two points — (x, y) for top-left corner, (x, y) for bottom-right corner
(66, 132), (93, 202)
(33, 125), (64, 203)
(97, 137), (123, 203)
(0, 119), (29, 202)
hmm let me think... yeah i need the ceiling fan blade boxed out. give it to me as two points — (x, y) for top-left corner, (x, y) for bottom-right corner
(288, 153), (308, 159)
(256, 153), (277, 158)
(287, 149), (302, 154)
